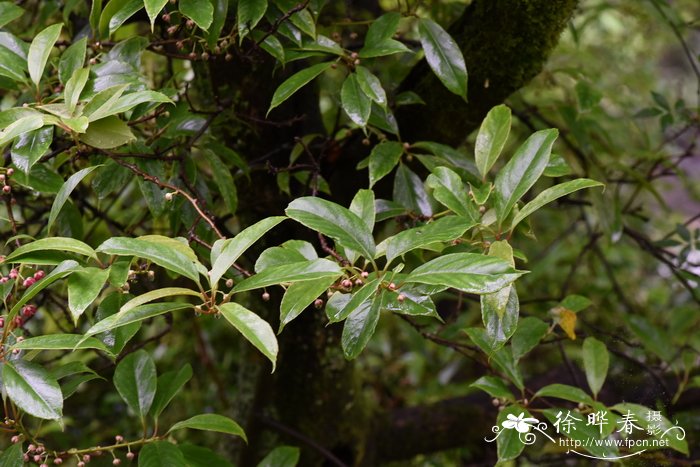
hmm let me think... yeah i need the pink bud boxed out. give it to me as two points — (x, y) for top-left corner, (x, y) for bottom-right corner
(23, 277), (36, 287)
(8, 269), (18, 279)
(126, 452), (135, 460)
(33, 270), (45, 280)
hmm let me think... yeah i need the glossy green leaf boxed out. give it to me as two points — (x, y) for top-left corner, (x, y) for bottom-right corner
(510, 178), (603, 230)
(12, 334), (113, 356)
(535, 383), (595, 405)
(496, 405), (529, 461)
(418, 18), (467, 99)
(28, 23), (62, 87)
(109, 90), (173, 116)
(139, 441), (187, 467)
(342, 290), (382, 359)
(255, 240), (317, 273)
(10, 126), (53, 173)
(280, 276), (336, 331)
(114, 349), (157, 422)
(286, 197), (376, 259)
(119, 287), (201, 314)
(368, 141), (402, 188)
(364, 13), (400, 48)
(329, 278), (380, 323)
(48, 166), (100, 233)
(233, 258), (342, 293)
(210, 216), (286, 286)
(179, 444), (233, 467)
(58, 37), (86, 84)
(341, 73), (371, 127)
(494, 128), (558, 223)
(0, 115), (44, 147)
(98, 236), (201, 282)
(378, 216), (474, 263)
(0, 44), (27, 82)
(0, 2), (24, 29)
(475, 105), (511, 179)
(179, 0), (213, 30)
(393, 163), (432, 217)
(466, 328), (523, 388)
(67, 267), (110, 323)
(426, 166), (478, 221)
(99, 0), (142, 37)
(145, 0), (168, 30)
(10, 260), (80, 320)
(511, 317), (548, 361)
(470, 375), (514, 401)
(0, 443), (23, 467)
(3, 360), (63, 420)
(63, 68), (89, 113)
(207, 0), (229, 48)
(238, 0), (268, 41)
(349, 189), (375, 233)
(582, 337), (609, 398)
(204, 149), (238, 214)
(405, 253), (525, 294)
(356, 66), (387, 108)
(381, 286), (439, 318)
(481, 240), (518, 350)
(5, 237), (96, 263)
(544, 153), (572, 177)
(80, 116), (136, 148)
(85, 302), (191, 337)
(150, 364), (193, 418)
(257, 446), (300, 467)
(219, 302), (278, 372)
(268, 62), (333, 114)
(168, 413), (247, 441)
(83, 85), (128, 121)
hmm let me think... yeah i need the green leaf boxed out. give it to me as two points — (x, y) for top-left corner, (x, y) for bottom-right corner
(329, 278), (380, 323)
(349, 189), (375, 232)
(475, 105), (511, 179)
(233, 258), (342, 293)
(0, 44), (27, 82)
(268, 62), (333, 115)
(204, 149), (238, 214)
(209, 216), (286, 286)
(481, 240), (518, 350)
(238, 0), (268, 41)
(280, 276), (336, 331)
(3, 360), (63, 420)
(381, 286), (439, 318)
(534, 383), (595, 405)
(10, 260), (80, 320)
(179, 444), (233, 467)
(511, 316), (548, 361)
(510, 178), (603, 230)
(356, 66), (387, 108)
(470, 375), (514, 401)
(113, 349), (157, 422)
(0, 115), (44, 147)
(85, 302), (191, 337)
(219, 302), (278, 371)
(582, 337), (609, 398)
(426, 166), (478, 221)
(342, 290), (382, 359)
(58, 37), (87, 85)
(11, 126), (53, 173)
(139, 441), (187, 467)
(145, 0), (169, 31)
(150, 364), (193, 419)
(359, 39), (411, 58)
(12, 334), (113, 356)
(286, 197), (376, 260)
(28, 23), (62, 88)
(97, 236), (201, 283)
(341, 73), (371, 127)
(119, 287), (201, 314)
(496, 405), (530, 461)
(493, 128), (558, 223)
(625, 314), (673, 361)
(257, 446), (300, 467)
(364, 12), (400, 47)
(0, 2), (24, 29)
(378, 216), (474, 263)
(99, 0), (143, 37)
(63, 68), (90, 114)
(108, 90), (173, 116)
(418, 18), (467, 99)
(543, 153), (572, 177)
(67, 267), (110, 323)
(560, 294), (592, 312)
(405, 253), (525, 294)
(179, 0), (214, 31)
(393, 163), (432, 217)
(48, 166), (100, 233)
(168, 414), (247, 441)
(368, 141), (403, 188)
(5, 237), (96, 263)
(80, 116), (135, 148)
(610, 403), (688, 455)
(207, 0), (229, 48)
(255, 240), (317, 272)
(83, 85), (128, 122)
(0, 443), (23, 467)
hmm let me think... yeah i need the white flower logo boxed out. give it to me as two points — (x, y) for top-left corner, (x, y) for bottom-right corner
(502, 412), (540, 433)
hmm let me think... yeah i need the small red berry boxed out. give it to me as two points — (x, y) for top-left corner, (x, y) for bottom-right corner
(0, 277), (7, 283)
(388, 282), (397, 290)
(0, 317), (5, 328)
(23, 277), (36, 287)
(8, 269), (17, 279)
(13, 316), (22, 327)
(34, 270), (45, 280)
(313, 298), (324, 309)
(341, 279), (352, 288)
